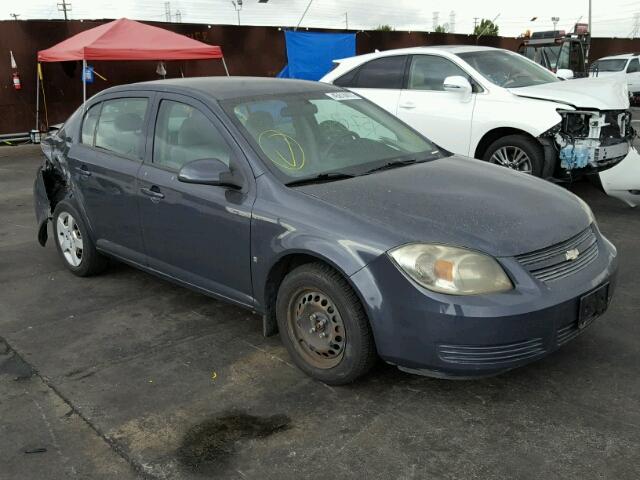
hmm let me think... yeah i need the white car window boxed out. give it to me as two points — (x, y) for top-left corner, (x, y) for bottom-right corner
(408, 55), (471, 91)
(627, 59), (640, 73)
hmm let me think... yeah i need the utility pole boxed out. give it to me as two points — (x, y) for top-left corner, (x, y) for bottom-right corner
(345, 12), (348, 30)
(449, 11), (456, 33)
(432, 11), (439, 31)
(175, 9), (182, 23)
(473, 17), (479, 31)
(232, 0), (243, 26)
(10, 13), (20, 20)
(295, 0), (314, 31)
(588, 0), (592, 36)
(551, 16), (560, 32)
(57, 1), (71, 20)
(630, 12), (640, 38)
(164, 1), (171, 22)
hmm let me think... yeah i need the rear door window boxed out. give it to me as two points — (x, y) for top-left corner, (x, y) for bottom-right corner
(628, 59), (640, 73)
(94, 98), (148, 158)
(352, 55), (408, 89)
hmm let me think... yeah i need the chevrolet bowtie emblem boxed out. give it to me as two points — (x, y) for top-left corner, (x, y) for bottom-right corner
(565, 248), (580, 261)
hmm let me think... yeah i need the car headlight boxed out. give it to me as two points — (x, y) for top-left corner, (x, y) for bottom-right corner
(389, 244), (513, 295)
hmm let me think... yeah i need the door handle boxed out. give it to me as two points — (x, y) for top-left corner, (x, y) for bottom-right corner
(78, 165), (92, 177)
(399, 101), (416, 109)
(140, 186), (165, 200)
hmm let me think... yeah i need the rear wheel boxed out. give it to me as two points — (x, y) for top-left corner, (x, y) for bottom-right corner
(276, 263), (377, 385)
(53, 201), (108, 277)
(483, 134), (544, 177)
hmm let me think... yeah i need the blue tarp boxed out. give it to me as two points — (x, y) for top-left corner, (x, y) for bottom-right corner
(277, 31), (356, 81)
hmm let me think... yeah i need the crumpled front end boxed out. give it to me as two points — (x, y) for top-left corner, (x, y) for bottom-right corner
(542, 109), (636, 174)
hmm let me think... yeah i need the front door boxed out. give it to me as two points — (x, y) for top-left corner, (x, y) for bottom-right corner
(396, 55), (477, 156)
(626, 58), (640, 94)
(137, 95), (255, 306)
(66, 95), (151, 262)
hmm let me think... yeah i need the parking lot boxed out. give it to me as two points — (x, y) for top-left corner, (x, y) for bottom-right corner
(1, 141), (639, 479)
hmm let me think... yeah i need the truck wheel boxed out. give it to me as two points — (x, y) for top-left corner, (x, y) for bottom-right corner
(483, 134), (545, 177)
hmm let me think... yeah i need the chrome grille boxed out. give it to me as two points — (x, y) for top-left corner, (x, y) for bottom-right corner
(437, 338), (545, 365)
(515, 226), (598, 282)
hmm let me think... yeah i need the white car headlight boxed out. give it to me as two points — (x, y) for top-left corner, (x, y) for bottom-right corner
(389, 244), (513, 295)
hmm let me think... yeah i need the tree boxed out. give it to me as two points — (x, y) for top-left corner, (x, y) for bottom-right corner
(474, 18), (499, 37)
(434, 24), (448, 33)
(375, 24), (394, 31)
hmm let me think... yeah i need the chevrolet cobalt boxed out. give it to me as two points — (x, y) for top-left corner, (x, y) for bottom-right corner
(35, 78), (617, 384)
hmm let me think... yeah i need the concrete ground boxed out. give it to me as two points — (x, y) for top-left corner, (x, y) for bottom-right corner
(1, 143), (639, 480)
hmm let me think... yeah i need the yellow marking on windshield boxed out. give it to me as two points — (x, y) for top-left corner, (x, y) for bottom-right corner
(258, 130), (306, 170)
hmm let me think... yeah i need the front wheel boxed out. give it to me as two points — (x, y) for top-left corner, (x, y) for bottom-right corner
(276, 263), (377, 385)
(483, 134), (544, 177)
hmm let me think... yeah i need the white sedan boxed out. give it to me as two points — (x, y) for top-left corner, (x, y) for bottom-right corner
(321, 46), (634, 182)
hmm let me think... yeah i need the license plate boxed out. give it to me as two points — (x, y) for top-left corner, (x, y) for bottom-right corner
(578, 283), (609, 329)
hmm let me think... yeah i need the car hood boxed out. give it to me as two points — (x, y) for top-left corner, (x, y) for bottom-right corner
(509, 77), (629, 110)
(296, 156), (591, 258)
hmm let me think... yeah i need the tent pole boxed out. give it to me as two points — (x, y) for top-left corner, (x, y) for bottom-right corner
(82, 59), (87, 111)
(221, 57), (230, 76)
(35, 62), (40, 132)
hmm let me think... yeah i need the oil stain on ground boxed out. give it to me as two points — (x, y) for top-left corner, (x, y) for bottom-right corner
(177, 410), (291, 476)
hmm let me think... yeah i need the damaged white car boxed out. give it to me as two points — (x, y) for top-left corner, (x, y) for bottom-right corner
(321, 46), (635, 181)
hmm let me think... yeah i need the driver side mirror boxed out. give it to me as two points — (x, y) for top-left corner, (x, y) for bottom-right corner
(178, 158), (243, 189)
(556, 69), (574, 80)
(443, 76), (473, 102)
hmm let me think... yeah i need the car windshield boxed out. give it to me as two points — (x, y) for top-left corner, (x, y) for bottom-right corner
(591, 59), (627, 72)
(222, 91), (443, 184)
(458, 50), (560, 88)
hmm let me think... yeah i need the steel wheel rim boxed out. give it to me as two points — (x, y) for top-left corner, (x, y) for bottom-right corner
(287, 289), (346, 369)
(490, 146), (533, 174)
(57, 212), (83, 267)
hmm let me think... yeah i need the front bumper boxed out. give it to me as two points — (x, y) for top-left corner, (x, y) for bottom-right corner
(350, 230), (618, 379)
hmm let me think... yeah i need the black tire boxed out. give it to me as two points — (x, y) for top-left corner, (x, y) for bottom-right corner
(483, 134), (545, 177)
(276, 263), (377, 385)
(52, 201), (108, 277)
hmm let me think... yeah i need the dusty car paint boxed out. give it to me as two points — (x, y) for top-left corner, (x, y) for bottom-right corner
(34, 77), (618, 378)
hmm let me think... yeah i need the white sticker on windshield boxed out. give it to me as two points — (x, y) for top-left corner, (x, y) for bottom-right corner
(325, 91), (362, 101)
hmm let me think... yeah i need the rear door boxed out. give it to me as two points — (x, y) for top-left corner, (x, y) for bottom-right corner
(335, 55), (408, 114)
(137, 93), (255, 306)
(396, 54), (477, 155)
(66, 93), (151, 263)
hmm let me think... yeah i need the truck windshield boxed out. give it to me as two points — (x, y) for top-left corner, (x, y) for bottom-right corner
(591, 59), (627, 72)
(458, 50), (560, 88)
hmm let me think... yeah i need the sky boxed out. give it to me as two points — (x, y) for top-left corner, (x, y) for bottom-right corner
(1, 0), (639, 38)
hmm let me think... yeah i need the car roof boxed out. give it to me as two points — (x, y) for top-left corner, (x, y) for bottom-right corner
(597, 53), (638, 61)
(97, 76), (342, 101)
(334, 45), (501, 64)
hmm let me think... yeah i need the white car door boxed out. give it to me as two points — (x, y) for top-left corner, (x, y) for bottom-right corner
(339, 55), (408, 115)
(396, 54), (477, 156)
(626, 58), (640, 93)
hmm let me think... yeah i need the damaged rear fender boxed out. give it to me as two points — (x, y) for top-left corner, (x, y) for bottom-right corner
(33, 163), (71, 246)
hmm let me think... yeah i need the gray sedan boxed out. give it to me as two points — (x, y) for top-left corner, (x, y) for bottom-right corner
(34, 77), (617, 384)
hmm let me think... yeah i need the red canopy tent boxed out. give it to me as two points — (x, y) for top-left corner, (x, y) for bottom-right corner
(35, 18), (228, 129)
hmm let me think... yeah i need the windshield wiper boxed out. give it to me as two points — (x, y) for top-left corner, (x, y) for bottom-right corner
(362, 158), (418, 175)
(285, 172), (356, 187)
